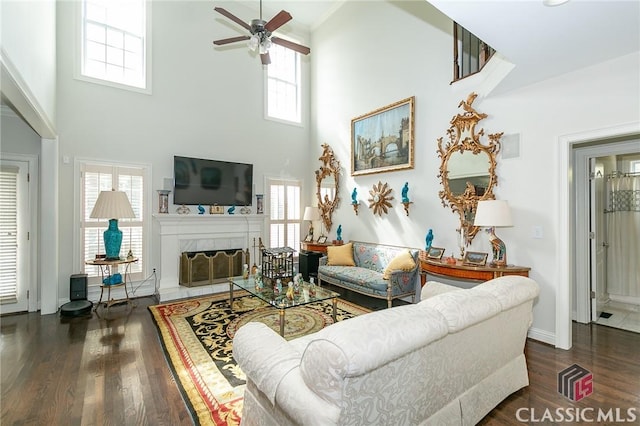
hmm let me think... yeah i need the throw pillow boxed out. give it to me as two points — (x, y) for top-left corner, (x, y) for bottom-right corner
(382, 250), (416, 280)
(327, 242), (355, 266)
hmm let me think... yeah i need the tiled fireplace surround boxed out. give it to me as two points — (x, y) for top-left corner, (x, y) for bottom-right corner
(153, 214), (265, 301)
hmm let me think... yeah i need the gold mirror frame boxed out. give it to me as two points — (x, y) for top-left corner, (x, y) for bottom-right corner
(437, 93), (502, 244)
(315, 143), (341, 234)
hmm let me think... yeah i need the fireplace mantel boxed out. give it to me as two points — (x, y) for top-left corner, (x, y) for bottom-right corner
(153, 214), (265, 301)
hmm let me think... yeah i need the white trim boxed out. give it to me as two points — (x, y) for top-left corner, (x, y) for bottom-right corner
(557, 121), (640, 350)
(0, 48), (56, 138)
(40, 138), (59, 314)
(73, 156), (153, 280)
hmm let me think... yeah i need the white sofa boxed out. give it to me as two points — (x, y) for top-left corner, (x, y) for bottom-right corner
(233, 275), (540, 426)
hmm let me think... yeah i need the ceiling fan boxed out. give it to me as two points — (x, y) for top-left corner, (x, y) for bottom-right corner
(213, 1), (311, 65)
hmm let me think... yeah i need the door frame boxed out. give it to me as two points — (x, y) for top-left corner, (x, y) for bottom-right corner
(0, 153), (39, 312)
(558, 122), (639, 350)
(573, 138), (640, 324)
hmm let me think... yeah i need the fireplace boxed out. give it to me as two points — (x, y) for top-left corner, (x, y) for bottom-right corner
(153, 214), (265, 301)
(180, 248), (249, 286)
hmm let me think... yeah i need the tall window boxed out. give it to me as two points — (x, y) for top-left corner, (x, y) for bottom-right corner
(268, 178), (301, 251)
(80, 162), (148, 283)
(266, 44), (301, 123)
(79, 0), (151, 92)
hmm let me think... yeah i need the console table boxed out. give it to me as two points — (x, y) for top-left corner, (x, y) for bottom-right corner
(420, 257), (530, 286)
(299, 240), (343, 254)
(85, 257), (138, 310)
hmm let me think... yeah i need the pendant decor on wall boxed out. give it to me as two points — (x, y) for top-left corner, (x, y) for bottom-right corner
(368, 181), (393, 216)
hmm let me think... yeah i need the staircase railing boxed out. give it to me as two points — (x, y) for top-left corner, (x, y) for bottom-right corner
(453, 22), (495, 82)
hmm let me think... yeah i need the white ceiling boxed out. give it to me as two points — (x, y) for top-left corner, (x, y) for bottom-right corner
(253, 0), (640, 93)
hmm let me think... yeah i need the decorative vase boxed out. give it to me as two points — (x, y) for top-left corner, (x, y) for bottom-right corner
(104, 219), (123, 260)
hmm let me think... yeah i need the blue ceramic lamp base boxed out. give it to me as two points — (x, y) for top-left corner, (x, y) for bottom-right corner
(104, 219), (123, 260)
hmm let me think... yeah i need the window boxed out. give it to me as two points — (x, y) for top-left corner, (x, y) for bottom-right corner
(266, 44), (301, 123)
(78, 0), (151, 92)
(0, 165), (19, 303)
(267, 178), (301, 252)
(80, 162), (148, 284)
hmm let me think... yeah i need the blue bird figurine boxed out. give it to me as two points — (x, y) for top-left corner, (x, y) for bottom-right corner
(402, 182), (410, 203)
(425, 229), (433, 251)
(197, 204), (205, 214)
(227, 205), (236, 215)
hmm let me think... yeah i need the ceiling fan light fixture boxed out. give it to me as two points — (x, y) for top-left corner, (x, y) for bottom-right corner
(248, 34), (259, 51)
(259, 38), (272, 54)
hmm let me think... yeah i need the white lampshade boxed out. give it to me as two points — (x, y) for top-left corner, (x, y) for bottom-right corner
(90, 190), (136, 220)
(303, 206), (320, 221)
(474, 200), (513, 227)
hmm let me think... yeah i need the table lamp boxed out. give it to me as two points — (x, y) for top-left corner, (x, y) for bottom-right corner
(90, 189), (136, 260)
(473, 200), (513, 267)
(303, 206), (320, 240)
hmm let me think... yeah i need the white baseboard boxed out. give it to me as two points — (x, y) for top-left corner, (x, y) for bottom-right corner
(527, 327), (556, 347)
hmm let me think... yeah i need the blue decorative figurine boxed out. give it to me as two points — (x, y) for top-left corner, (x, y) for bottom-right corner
(402, 182), (410, 203)
(425, 229), (433, 251)
(197, 204), (205, 214)
(351, 188), (358, 205)
(336, 225), (342, 241)
(227, 205), (236, 215)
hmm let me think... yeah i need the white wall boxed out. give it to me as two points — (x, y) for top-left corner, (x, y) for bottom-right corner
(55, 1), (313, 302)
(311, 1), (640, 343)
(1, 0), (57, 134)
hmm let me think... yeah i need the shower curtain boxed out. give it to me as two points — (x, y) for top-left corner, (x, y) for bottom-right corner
(606, 174), (640, 298)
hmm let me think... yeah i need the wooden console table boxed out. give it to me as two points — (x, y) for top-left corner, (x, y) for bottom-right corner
(299, 240), (343, 254)
(420, 257), (530, 286)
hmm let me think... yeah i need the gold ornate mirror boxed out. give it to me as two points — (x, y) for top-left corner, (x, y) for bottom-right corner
(437, 93), (502, 244)
(316, 143), (341, 235)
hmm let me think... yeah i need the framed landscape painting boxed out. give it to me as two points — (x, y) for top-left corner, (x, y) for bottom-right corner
(351, 96), (415, 176)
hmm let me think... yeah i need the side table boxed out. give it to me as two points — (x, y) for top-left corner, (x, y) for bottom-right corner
(85, 257), (138, 310)
(420, 255), (530, 286)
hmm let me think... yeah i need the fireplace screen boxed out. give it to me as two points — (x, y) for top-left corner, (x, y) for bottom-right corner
(180, 248), (248, 287)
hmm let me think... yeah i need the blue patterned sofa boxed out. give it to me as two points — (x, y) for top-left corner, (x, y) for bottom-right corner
(317, 241), (420, 308)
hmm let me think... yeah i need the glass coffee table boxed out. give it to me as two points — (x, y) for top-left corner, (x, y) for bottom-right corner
(228, 276), (340, 337)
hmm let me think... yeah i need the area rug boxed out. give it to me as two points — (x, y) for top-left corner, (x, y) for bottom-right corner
(149, 292), (370, 426)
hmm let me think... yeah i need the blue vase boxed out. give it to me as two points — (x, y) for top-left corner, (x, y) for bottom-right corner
(104, 219), (123, 260)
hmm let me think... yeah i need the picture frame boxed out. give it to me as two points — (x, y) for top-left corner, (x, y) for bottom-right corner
(210, 205), (224, 214)
(317, 236), (328, 244)
(426, 246), (445, 260)
(351, 96), (415, 176)
(304, 235), (314, 243)
(463, 251), (488, 266)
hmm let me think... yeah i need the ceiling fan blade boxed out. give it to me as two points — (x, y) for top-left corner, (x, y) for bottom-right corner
(261, 52), (271, 65)
(271, 37), (311, 55)
(214, 7), (251, 31)
(264, 10), (292, 32)
(213, 35), (250, 46)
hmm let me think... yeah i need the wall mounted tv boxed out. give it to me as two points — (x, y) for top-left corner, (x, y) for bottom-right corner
(173, 156), (253, 206)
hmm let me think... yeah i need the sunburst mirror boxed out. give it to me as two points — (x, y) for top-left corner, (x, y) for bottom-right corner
(368, 181), (393, 216)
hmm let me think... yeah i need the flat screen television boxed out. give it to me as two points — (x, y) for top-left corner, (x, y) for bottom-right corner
(173, 156), (253, 206)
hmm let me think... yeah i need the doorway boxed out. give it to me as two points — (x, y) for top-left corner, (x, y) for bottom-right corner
(0, 156), (35, 314)
(574, 138), (640, 333)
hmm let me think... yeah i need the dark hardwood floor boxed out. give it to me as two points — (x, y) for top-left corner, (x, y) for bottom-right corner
(1, 295), (639, 425)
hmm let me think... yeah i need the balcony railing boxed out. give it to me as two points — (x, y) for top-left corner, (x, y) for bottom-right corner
(453, 22), (495, 82)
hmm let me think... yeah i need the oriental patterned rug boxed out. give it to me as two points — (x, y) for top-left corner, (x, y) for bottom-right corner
(149, 292), (370, 426)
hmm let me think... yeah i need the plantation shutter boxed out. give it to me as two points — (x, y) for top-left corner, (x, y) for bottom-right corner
(267, 179), (301, 251)
(0, 166), (18, 303)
